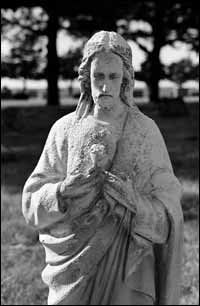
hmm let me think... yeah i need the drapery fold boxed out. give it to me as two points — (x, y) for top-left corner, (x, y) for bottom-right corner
(22, 106), (183, 305)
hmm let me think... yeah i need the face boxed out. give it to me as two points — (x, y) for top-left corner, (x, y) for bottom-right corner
(90, 51), (123, 111)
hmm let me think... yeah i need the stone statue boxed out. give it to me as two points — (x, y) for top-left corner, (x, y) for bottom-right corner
(22, 31), (184, 305)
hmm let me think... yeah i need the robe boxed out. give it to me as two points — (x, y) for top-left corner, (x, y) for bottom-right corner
(22, 104), (184, 305)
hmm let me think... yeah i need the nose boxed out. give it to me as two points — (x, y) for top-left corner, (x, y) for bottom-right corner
(102, 83), (110, 93)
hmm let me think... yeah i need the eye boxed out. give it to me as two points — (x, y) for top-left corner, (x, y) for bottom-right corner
(93, 73), (104, 80)
(110, 74), (120, 80)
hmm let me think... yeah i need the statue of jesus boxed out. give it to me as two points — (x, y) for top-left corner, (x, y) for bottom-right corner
(22, 31), (184, 305)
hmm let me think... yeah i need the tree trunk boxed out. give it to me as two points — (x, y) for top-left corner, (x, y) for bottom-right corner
(149, 48), (161, 104)
(46, 8), (59, 106)
(178, 83), (183, 99)
(149, 3), (164, 104)
(22, 77), (27, 94)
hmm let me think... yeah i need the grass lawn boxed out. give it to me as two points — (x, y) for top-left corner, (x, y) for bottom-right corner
(1, 102), (199, 305)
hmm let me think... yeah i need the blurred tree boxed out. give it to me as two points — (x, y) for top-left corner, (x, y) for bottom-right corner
(115, 1), (199, 103)
(58, 0), (199, 104)
(1, 7), (47, 92)
(59, 47), (83, 96)
(164, 59), (199, 97)
(1, 0), (199, 106)
(1, 6), (59, 103)
(59, 47), (82, 81)
(1, 58), (14, 78)
(3, 36), (46, 93)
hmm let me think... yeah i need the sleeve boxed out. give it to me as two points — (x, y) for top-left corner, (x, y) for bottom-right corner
(22, 118), (69, 230)
(132, 120), (183, 245)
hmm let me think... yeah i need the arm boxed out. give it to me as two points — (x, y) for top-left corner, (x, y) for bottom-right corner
(104, 120), (183, 245)
(133, 120), (183, 244)
(133, 169), (182, 244)
(22, 118), (69, 229)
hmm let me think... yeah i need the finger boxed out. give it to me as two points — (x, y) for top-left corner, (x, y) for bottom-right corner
(105, 179), (121, 191)
(105, 171), (122, 182)
(104, 170), (116, 178)
(106, 172), (130, 188)
(85, 172), (101, 182)
(105, 173), (124, 187)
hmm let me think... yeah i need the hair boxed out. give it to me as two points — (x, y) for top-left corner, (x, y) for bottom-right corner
(76, 32), (135, 119)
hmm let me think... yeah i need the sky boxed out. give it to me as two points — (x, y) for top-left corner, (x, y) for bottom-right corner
(1, 29), (199, 72)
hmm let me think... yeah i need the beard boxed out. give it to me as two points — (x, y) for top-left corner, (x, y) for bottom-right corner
(94, 95), (115, 111)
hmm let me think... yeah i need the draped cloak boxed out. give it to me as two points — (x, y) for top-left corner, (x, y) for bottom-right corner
(22, 105), (184, 305)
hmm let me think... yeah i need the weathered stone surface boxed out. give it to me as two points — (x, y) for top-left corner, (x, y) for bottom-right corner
(22, 31), (184, 305)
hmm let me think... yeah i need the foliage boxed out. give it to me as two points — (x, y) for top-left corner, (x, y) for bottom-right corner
(121, 1), (199, 101)
(59, 47), (83, 80)
(1, 7), (48, 80)
(165, 59), (199, 85)
(59, 1), (199, 102)
(1, 1), (199, 105)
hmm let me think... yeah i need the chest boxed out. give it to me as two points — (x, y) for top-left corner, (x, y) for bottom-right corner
(67, 117), (123, 176)
(66, 115), (153, 192)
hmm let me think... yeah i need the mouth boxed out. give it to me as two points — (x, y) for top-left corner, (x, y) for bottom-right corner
(99, 94), (112, 98)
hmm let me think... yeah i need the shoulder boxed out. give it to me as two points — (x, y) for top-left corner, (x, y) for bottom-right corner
(48, 111), (76, 137)
(128, 106), (162, 139)
(45, 111), (76, 147)
(128, 108), (173, 174)
(51, 111), (76, 132)
(128, 107), (169, 162)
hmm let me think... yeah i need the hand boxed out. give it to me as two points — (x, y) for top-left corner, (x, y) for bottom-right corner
(59, 167), (105, 199)
(103, 171), (137, 215)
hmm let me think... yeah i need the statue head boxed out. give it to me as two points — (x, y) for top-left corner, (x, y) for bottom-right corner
(76, 31), (135, 119)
